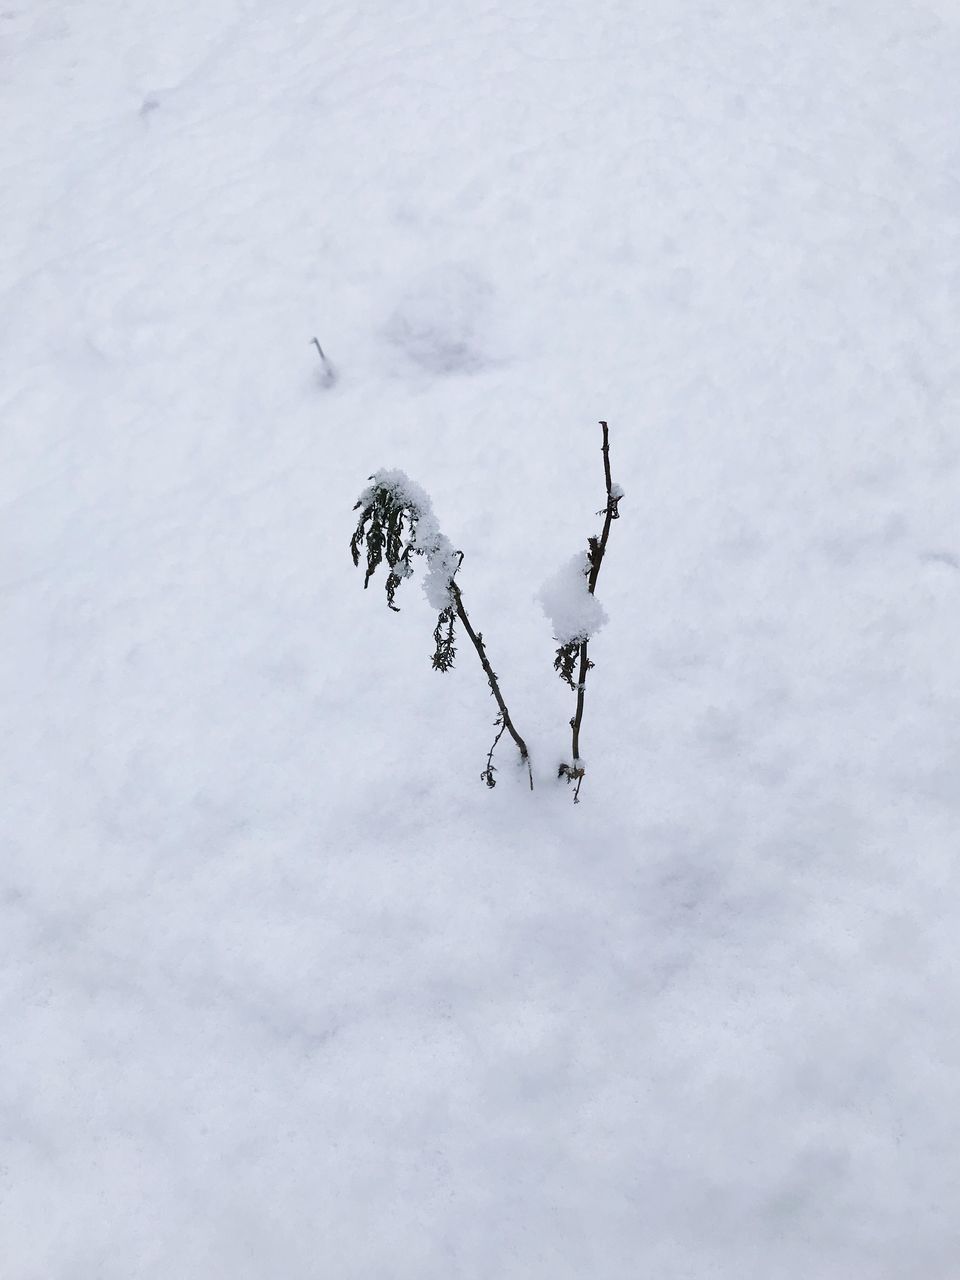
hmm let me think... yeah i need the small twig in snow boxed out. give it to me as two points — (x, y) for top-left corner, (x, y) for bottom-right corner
(310, 337), (337, 388)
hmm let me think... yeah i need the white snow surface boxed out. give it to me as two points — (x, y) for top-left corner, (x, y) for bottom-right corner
(3, 2), (960, 1277)
(539, 551), (608, 644)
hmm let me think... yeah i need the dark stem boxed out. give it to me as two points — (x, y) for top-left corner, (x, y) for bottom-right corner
(481, 719), (507, 788)
(567, 420), (618, 801)
(569, 642), (590, 765)
(311, 337), (337, 387)
(450, 579), (534, 790)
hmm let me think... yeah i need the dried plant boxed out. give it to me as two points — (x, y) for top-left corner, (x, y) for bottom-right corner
(349, 423), (621, 803)
(350, 472), (532, 789)
(550, 422), (622, 803)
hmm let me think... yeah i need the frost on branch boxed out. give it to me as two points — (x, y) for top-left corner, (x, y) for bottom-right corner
(540, 552), (608, 688)
(540, 551), (607, 637)
(350, 469), (461, 670)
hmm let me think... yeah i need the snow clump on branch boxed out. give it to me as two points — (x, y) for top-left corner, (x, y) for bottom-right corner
(538, 552), (608, 644)
(357, 469), (461, 610)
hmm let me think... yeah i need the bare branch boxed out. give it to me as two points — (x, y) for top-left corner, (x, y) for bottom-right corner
(451, 580), (533, 790)
(561, 420), (621, 802)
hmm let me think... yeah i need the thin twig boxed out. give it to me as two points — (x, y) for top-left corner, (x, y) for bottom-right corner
(311, 337), (337, 387)
(481, 719), (507, 787)
(450, 579), (534, 790)
(567, 420), (620, 802)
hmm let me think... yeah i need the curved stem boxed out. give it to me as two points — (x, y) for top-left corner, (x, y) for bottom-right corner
(450, 580), (534, 790)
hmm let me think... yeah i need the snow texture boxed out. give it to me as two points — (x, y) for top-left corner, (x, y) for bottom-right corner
(539, 552), (608, 643)
(384, 265), (496, 376)
(3, 1), (960, 1277)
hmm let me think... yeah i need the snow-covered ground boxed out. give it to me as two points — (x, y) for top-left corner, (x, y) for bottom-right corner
(3, 1), (960, 1275)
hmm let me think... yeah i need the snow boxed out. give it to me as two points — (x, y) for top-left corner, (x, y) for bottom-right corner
(539, 551), (608, 644)
(3, 1), (960, 1277)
